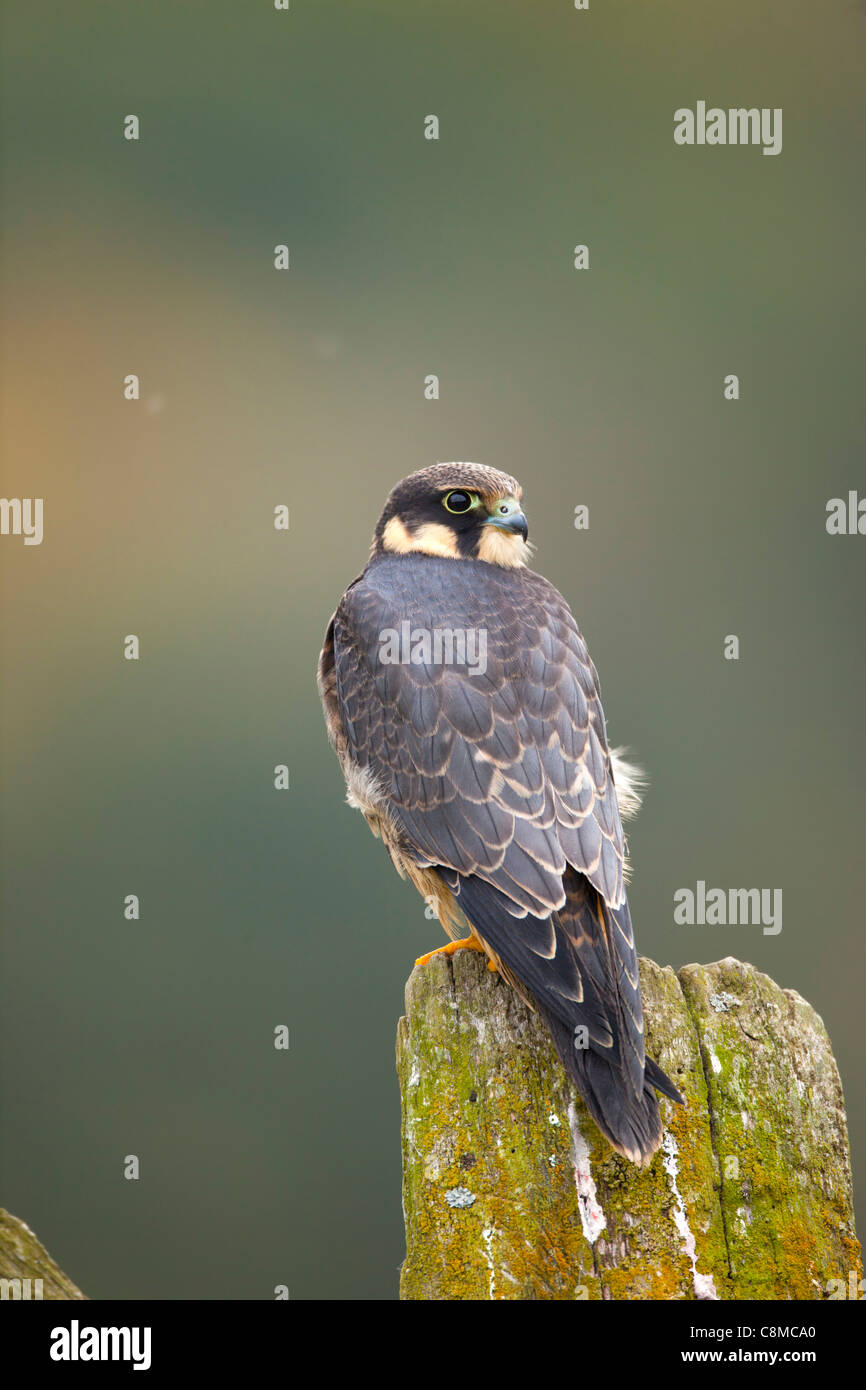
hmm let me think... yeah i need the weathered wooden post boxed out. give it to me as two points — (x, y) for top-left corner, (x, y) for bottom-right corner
(396, 953), (861, 1300)
(0, 1209), (87, 1300)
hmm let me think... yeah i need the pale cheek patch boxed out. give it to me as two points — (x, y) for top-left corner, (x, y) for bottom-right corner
(381, 516), (415, 552)
(476, 527), (531, 569)
(382, 516), (458, 559)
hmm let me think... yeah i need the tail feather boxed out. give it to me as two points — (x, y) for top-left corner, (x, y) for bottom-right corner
(443, 865), (684, 1166)
(644, 1053), (684, 1105)
(534, 1000), (677, 1166)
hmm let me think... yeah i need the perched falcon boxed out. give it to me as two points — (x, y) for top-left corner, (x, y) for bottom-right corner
(318, 462), (682, 1164)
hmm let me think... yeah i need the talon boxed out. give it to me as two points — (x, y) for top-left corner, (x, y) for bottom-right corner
(415, 935), (486, 967)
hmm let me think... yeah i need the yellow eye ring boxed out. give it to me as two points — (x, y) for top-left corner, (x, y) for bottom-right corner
(442, 490), (479, 515)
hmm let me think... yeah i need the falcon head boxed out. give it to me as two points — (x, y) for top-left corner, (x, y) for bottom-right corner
(372, 462), (531, 568)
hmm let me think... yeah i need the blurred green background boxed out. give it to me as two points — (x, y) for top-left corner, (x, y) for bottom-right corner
(1, 1), (864, 1299)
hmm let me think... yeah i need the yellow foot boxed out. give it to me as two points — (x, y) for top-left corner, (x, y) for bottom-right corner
(415, 935), (486, 967)
(487, 960), (499, 974)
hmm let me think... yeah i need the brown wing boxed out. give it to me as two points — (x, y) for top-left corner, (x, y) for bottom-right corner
(319, 552), (682, 1161)
(325, 552), (630, 915)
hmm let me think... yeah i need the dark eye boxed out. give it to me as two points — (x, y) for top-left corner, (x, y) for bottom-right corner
(443, 490), (477, 515)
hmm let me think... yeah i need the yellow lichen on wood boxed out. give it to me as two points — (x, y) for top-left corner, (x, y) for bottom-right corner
(0, 1209), (87, 1301)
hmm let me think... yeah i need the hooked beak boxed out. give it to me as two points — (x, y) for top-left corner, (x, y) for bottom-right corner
(485, 496), (528, 542)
